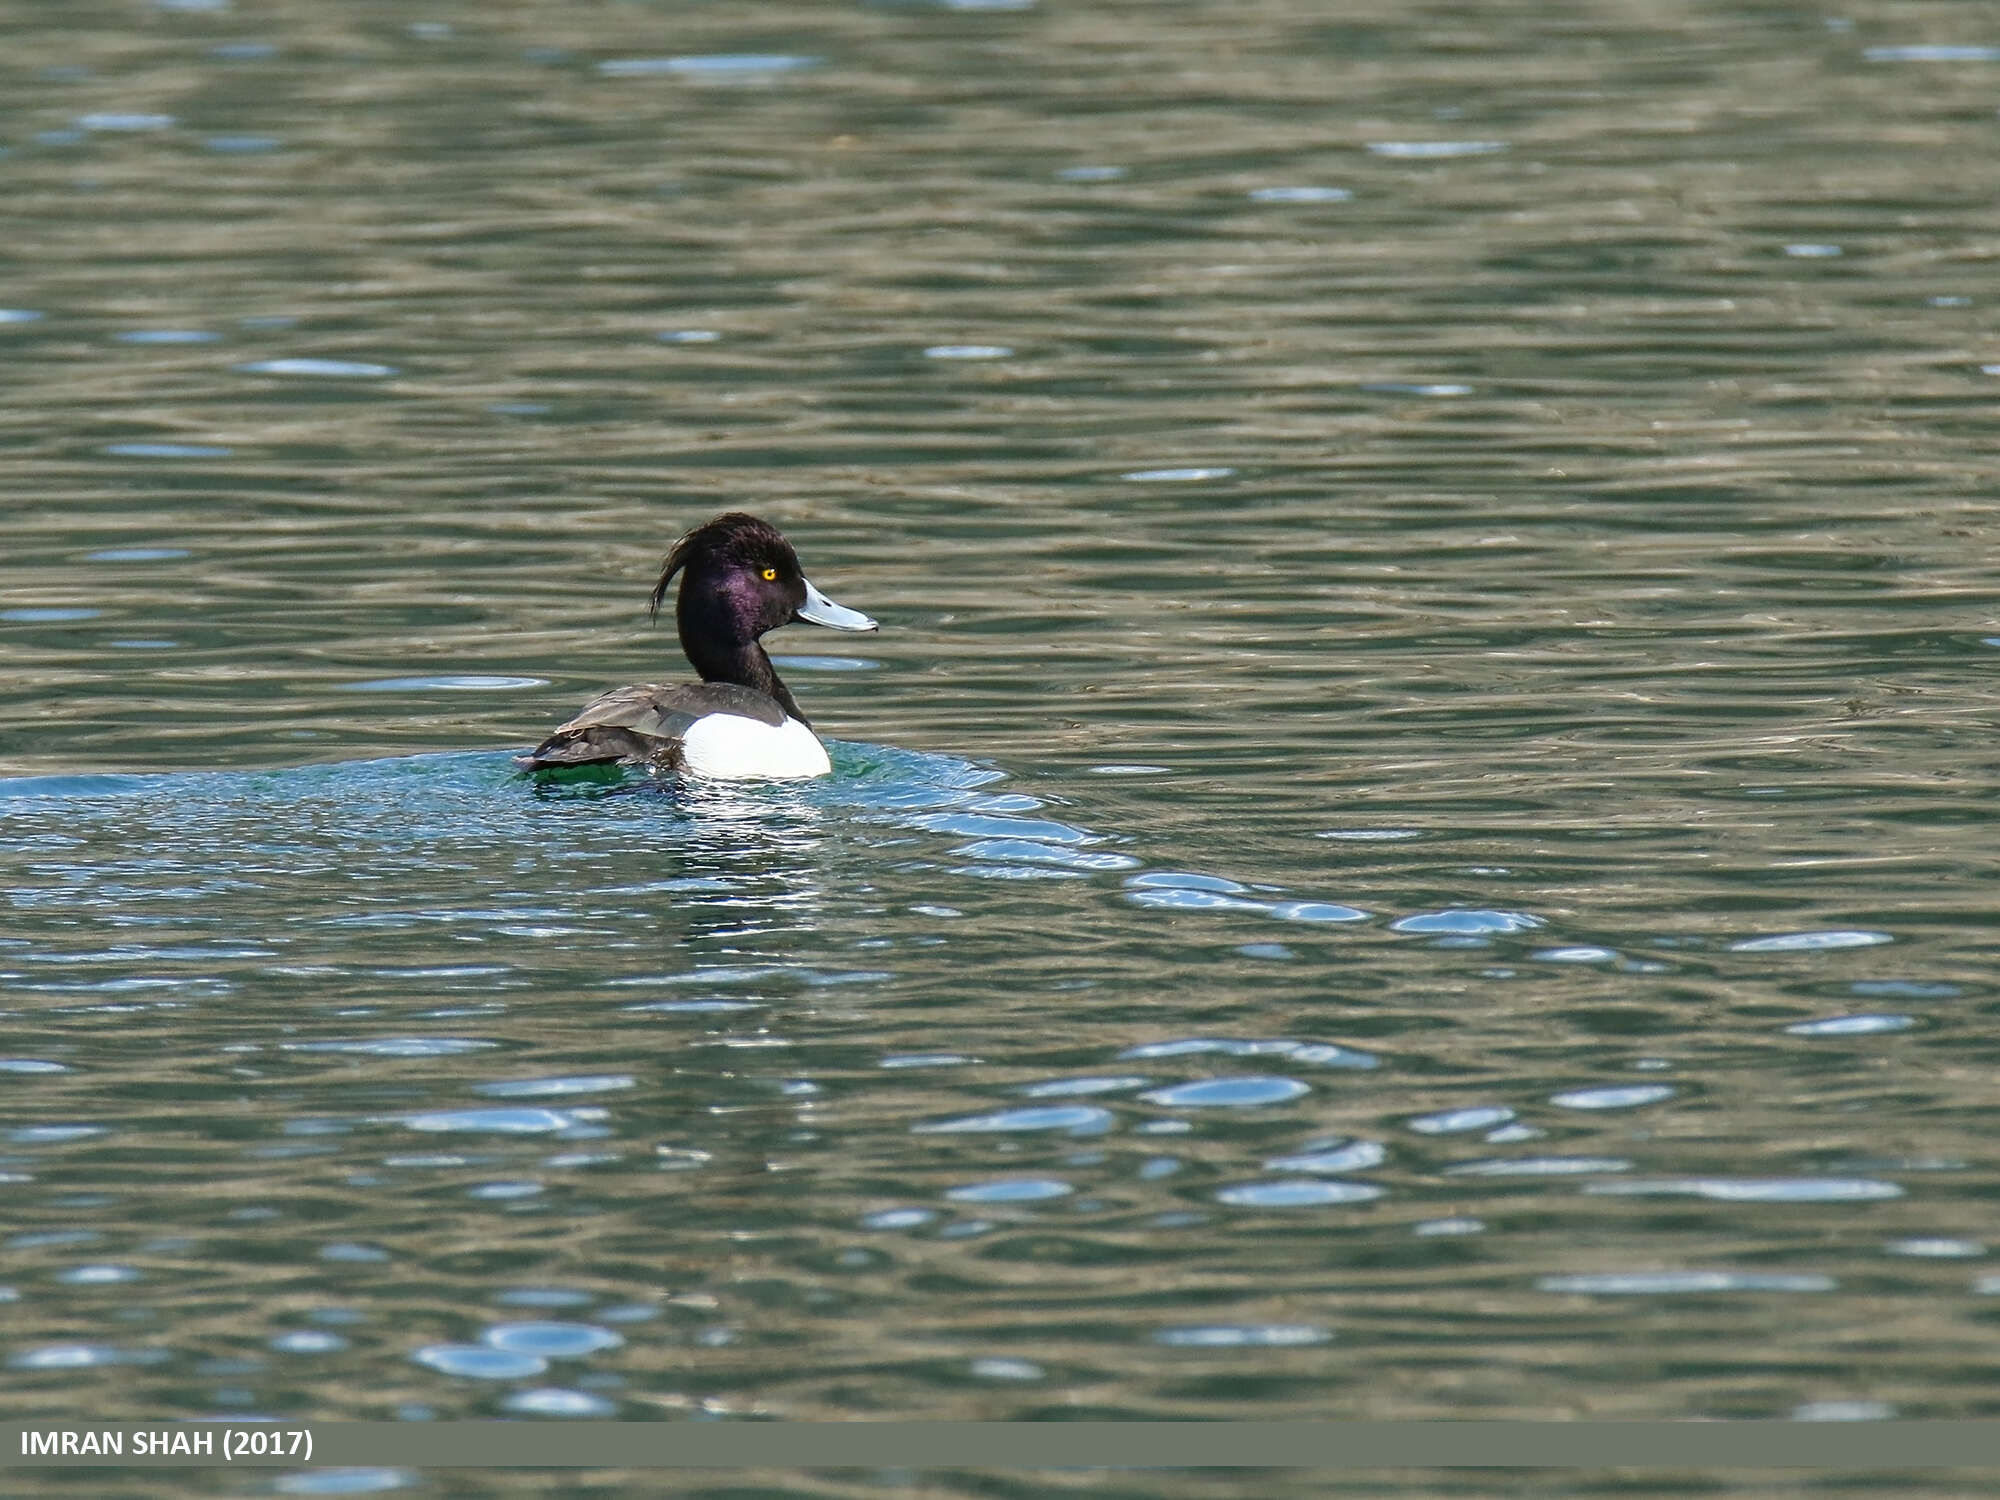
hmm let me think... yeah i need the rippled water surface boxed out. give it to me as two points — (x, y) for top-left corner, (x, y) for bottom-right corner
(5, 0), (2000, 1492)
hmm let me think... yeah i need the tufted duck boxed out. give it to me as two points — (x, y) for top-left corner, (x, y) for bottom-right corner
(518, 512), (876, 778)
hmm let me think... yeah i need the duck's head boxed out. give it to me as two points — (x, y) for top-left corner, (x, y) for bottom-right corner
(651, 512), (877, 651)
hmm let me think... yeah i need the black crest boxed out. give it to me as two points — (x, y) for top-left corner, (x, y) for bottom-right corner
(650, 512), (800, 620)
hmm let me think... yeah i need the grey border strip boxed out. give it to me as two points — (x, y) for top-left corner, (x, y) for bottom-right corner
(5, 1422), (1999, 1468)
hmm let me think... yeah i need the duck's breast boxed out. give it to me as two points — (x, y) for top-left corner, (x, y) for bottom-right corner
(678, 712), (831, 779)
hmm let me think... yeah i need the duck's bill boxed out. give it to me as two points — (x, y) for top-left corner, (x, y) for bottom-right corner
(796, 579), (877, 632)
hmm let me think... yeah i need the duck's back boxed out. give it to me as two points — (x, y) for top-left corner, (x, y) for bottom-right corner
(518, 681), (828, 779)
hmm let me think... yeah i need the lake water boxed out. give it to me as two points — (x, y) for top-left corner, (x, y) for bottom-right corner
(3, 0), (2000, 1493)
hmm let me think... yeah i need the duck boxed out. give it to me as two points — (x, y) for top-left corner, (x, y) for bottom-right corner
(518, 512), (877, 779)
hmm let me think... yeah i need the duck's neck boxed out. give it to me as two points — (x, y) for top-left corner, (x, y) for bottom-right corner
(686, 636), (808, 725)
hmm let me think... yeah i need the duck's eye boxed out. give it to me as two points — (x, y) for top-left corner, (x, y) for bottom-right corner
(761, 567), (778, 582)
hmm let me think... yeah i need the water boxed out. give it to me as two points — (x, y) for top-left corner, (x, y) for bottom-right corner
(4, 0), (2000, 1491)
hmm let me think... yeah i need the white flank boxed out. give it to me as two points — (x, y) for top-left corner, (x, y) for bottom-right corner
(677, 714), (831, 780)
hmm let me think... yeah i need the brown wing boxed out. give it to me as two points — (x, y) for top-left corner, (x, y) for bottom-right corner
(517, 682), (786, 772)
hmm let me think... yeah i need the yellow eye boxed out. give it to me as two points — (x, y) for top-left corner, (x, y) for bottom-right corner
(761, 567), (778, 582)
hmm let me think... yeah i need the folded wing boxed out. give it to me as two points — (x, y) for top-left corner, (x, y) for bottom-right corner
(517, 682), (787, 771)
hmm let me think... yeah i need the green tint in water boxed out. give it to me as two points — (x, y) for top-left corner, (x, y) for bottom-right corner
(2, 0), (2000, 1485)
